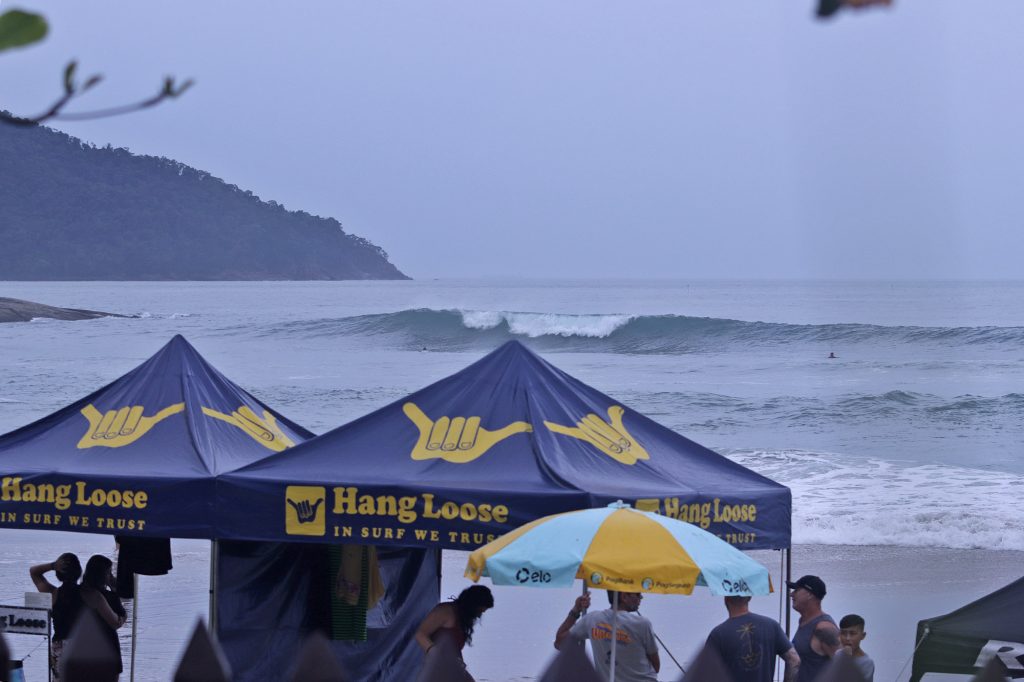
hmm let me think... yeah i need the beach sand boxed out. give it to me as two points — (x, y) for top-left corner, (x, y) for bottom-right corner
(1, 532), (1021, 681)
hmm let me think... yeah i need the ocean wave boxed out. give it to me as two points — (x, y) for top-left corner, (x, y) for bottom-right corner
(134, 311), (193, 319)
(727, 449), (1024, 551)
(618, 390), (1024, 430)
(252, 309), (1024, 354)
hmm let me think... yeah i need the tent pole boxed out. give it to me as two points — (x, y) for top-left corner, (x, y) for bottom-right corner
(778, 550), (785, 626)
(784, 547), (792, 636)
(130, 573), (138, 682)
(209, 539), (219, 635)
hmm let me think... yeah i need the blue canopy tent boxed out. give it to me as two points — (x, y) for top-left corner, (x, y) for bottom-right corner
(215, 341), (791, 680)
(220, 340), (790, 550)
(0, 334), (311, 538)
(0, 334), (314, 680)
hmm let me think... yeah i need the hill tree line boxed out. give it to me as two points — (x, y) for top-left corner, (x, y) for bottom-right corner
(0, 118), (408, 280)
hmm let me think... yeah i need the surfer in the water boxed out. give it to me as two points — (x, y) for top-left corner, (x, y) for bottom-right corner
(828, 352), (837, 359)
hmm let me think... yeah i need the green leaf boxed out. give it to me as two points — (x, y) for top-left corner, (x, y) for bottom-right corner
(63, 60), (78, 94)
(0, 10), (48, 53)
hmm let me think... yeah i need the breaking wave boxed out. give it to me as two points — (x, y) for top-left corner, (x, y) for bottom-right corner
(728, 449), (1024, 551)
(256, 308), (1024, 354)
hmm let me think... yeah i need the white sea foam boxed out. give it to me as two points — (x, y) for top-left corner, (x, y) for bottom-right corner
(458, 310), (634, 338)
(133, 311), (191, 319)
(727, 449), (1024, 551)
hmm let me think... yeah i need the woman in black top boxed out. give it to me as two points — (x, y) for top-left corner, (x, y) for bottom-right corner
(82, 555), (128, 677)
(30, 553), (83, 680)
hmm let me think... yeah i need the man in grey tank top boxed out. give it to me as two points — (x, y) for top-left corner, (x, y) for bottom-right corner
(787, 575), (840, 682)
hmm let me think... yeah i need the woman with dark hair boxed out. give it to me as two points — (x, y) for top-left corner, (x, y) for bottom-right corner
(30, 553), (84, 680)
(82, 554), (128, 678)
(415, 585), (494, 679)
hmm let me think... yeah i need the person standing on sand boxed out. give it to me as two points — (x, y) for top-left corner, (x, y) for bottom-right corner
(555, 590), (660, 682)
(30, 554), (83, 680)
(834, 614), (874, 681)
(705, 595), (800, 682)
(788, 575), (840, 682)
(82, 555), (128, 678)
(415, 585), (494, 680)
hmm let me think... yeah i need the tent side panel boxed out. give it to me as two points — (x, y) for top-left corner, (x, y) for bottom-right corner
(216, 540), (439, 681)
(911, 621), (1024, 681)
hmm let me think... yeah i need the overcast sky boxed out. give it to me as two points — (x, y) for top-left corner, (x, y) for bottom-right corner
(2, 1), (1022, 279)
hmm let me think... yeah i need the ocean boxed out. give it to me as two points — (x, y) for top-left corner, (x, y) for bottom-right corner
(1, 279), (1022, 680)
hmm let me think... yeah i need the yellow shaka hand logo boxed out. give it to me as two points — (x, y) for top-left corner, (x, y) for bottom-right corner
(403, 402), (532, 464)
(544, 405), (650, 465)
(77, 403), (185, 449)
(202, 405), (296, 452)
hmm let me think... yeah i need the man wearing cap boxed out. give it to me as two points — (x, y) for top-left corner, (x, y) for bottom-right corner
(788, 575), (840, 682)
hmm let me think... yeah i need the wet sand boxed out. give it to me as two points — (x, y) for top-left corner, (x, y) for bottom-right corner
(1, 532), (1020, 681)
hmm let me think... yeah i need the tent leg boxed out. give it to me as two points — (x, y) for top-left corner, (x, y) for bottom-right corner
(437, 549), (443, 595)
(130, 573), (139, 682)
(209, 539), (219, 636)
(784, 547), (792, 636)
(778, 549), (785, 626)
(610, 591), (618, 682)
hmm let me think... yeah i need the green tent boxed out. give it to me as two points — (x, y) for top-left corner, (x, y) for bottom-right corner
(910, 576), (1024, 680)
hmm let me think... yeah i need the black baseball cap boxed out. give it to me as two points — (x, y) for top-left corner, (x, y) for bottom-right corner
(787, 575), (827, 600)
(817, 0), (843, 17)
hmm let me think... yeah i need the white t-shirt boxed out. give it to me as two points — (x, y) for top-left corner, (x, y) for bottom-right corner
(569, 608), (658, 682)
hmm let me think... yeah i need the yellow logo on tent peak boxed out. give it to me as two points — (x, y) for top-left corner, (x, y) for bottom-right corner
(403, 403), (532, 464)
(77, 403), (185, 449)
(544, 405), (650, 465)
(202, 405), (295, 452)
(285, 486), (326, 536)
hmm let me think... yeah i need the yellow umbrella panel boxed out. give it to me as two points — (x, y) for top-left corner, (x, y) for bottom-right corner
(465, 502), (771, 596)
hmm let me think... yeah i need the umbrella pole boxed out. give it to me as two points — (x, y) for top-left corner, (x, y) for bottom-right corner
(610, 591), (618, 682)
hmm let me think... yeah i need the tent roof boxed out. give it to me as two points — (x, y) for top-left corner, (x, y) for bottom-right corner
(0, 334), (312, 537)
(911, 576), (1024, 681)
(921, 576), (1024, 639)
(222, 341), (790, 549)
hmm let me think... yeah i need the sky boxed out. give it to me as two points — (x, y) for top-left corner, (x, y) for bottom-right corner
(1, 1), (1023, 280)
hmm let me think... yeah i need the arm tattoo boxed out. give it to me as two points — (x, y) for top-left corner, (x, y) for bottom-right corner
(784, 649), (800, 682)
(814, 626), (840, 649)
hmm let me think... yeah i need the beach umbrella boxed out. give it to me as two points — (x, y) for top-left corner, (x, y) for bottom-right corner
(464, 501), (771, 681)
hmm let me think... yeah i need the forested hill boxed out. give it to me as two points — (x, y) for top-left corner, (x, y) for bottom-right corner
(0, 119), (409, 280)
